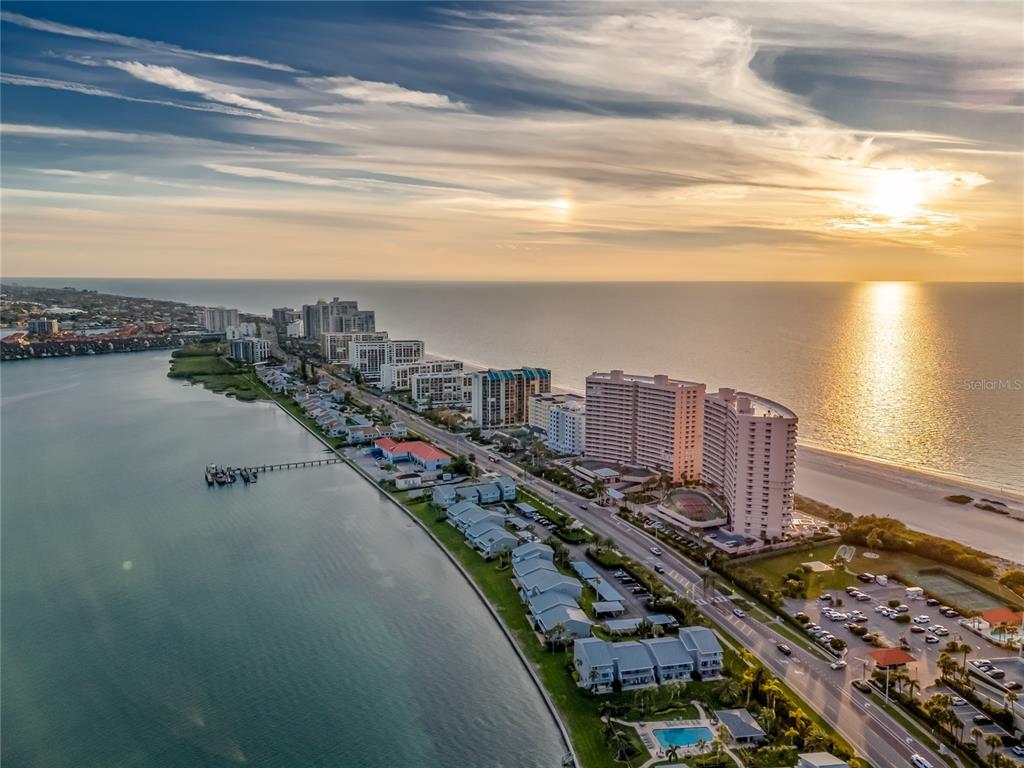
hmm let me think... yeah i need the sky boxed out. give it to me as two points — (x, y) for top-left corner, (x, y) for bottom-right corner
(1, 2), (1022, 282)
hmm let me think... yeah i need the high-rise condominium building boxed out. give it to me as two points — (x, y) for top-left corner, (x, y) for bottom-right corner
(271, 307), (301, 326)
(228, 337), (270, 365)
(350, 339), (425, 382)
(321, 331), (389, 363)
(547, 399), (587, 455)
(703, 388), (797, 542)
(584, 371), (705, 483)
(302, 298), (375, 339)
(410, 371), (471, 406)
(379, 359), (463, 392)
(527, 392), (585, 432)
(469, 368), (551, 429)
(201, 307), (240, 333)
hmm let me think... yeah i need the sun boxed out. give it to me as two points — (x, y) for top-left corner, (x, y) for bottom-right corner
(866, 168), (926, 221)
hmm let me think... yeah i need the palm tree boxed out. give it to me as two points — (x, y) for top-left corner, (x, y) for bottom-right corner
(984, 733), (1003, 755)
(1004, 689), (1018, 714)
(782, 727), (800, 746)
(905, 676), (921, 701)
(592, 477), (608, 506)
(720, 677), (743, 706)
(970, 726), (984, 749)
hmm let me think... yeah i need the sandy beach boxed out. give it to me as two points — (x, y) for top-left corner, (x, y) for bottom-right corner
(795, 445), (1024, 565)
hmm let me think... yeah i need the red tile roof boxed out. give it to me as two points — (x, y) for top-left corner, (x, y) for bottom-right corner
(980, 608), (1024, 626)
(406, 441), (449, 462)
(868, 648), (917, 667)
(374, 437), (401, 452)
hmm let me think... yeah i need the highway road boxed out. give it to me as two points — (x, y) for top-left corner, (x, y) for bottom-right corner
(340, 381), (947, 768)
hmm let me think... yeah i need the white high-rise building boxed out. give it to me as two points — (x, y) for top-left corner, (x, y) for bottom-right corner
(584, 370), (704, 483)
(321, 331), (389, 363)
(380, 359), (463, 392)
(527, 392), (585, 432)
(703, 388), (797, 542)
(410, 370), (471, 406)
(547, 399), (586, 455)
(350, 339), (425, 382)
(228, 337), (269, 365)
(303, 298), (376, 339)
(201, 307), (239, 333)
(286, 319), (304, 338)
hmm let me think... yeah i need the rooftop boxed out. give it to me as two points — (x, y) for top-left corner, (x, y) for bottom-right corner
(715, 709), (766, 741)
(868, 648), (917, 667)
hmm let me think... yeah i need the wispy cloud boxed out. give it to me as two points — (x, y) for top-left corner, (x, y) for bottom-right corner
(0, 10), (300, 72)
(1, 123), (146, 141)
(204, 163), (342, 187)
(301, 76), (465, 110)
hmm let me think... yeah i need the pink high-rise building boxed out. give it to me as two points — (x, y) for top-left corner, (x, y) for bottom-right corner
(703, 388), (797, 542)
(584, 371), (705, 483)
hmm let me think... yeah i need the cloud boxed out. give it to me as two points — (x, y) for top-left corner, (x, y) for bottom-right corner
(0, 11), (300, 72)
(1, 72), (284, 119)
(1, 123), (146, 141)
(204, 163), (342, 187)
(301, 75), (465, 110)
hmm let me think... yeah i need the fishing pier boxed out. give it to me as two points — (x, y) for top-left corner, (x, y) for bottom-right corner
(204, 457), (344, 486)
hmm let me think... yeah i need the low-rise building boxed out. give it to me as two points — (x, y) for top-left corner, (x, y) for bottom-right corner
(513, 558), (559, 581)
(468, 523), (518, 559)
(394, 473), (422, 490)
(798, 754), (849, 768)
(373, 437), (450, 471)
(511, 542), (554, 565)
(517, 570), (583, 602)
(432, 485), (459, 508)
(574, 637), (617, 690)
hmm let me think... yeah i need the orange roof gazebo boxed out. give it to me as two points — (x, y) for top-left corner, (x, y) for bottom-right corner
(868, 648), (917, 668)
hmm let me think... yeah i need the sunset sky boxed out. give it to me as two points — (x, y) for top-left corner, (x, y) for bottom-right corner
(1, 2), (1021, 282)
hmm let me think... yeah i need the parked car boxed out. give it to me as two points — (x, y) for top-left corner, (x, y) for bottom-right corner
(925, 634), (940, 644)
(1012, 746), (1024, 758)
(852, 679), (873, 693)
(934, 627), (949, 636)
(925, 598), (940, 606)
(856, 593), (872, 601)
(910, 626), (925, 634)
(1004, 681), (1022, 691)
(987, 669), (1006, 679)
(777, 643), (793, 656)
(942, 608), (960, 617)
(913, 615), (930, 624)
(896, 604), (910, 613)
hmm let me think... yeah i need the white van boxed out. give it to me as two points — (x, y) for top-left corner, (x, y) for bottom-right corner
(875, 575), (889, 586)
(911, 754), (933, 768)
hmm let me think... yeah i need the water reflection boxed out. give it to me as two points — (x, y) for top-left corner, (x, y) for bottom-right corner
(820, 282), (953, 469)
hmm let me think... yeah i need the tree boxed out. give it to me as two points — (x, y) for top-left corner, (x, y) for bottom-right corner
(865, 527), (885, 551)
(592, 477), (608, 506)
(984, 733), (1003, 754)
(970, 726), (984, 748)
(666, 744), (681, 764)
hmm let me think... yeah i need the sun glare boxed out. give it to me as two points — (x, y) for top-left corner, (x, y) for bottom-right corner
(867, 168), (926, 221)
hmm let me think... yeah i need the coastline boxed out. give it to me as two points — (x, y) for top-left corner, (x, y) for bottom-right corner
(259, 384), (579, 766)
(796, 445), (1024, 565)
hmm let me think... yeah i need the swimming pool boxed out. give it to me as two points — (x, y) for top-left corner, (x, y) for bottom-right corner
(654, 726), (714, 749)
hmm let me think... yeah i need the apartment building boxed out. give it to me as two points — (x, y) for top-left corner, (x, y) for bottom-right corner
(547, 399), (586, 455)
(380, 359), (463, 392)
(271, 307), (300, 326)
(321, 331), (390, 363)
(26, 317), (58, 335)
(350, 339), (425, 382)
(285, 319), (304, 338)
(201, 307), (239, 333)
(469, 368), (552, 429)
(411, 370), (471, 406)
(703, 388), (797, 542)
(302, 298), (376, 339)
(228, 337), (270, 365)
(584, 370), (705, 483)
(527, 392), (585, 432)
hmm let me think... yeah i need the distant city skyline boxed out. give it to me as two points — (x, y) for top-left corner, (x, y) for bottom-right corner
(1, 2), (1022, 282)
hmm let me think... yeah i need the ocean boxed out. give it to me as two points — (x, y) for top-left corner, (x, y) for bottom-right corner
(0, 352), (565, 767)
(11, 278), (1024, 494)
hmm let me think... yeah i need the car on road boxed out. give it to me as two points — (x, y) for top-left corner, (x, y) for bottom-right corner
(649, 547), (662, 556)
(653, 564), (665, 574)
(973, 714), (993, 726)
(933, 627), (949, 636)
(487, 454), (499, 462)
(925, 598), (940, 606)
(830, 660), (847, 670)
(578, 503), (588, 510)
(1005, 681), (1022, 691)
(925, 634), (940, 643)
(1012, 746), (1024, 758)
(852, 679), (873, 693)
(942, 608), (960, 617)
(951, 696), (968, 706)
(911, 754), (934, 768)
(777, 643), (793, 656)
(910, 625), (925, 633)
(733, 608), (746, 618)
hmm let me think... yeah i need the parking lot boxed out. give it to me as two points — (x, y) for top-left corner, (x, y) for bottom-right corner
(933, 683), (1022, 764)
(783, 575), (1001, 687)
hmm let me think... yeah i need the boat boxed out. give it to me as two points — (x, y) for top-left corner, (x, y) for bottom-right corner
(205, 463), (217, 486)
(215, 472), (228, 485)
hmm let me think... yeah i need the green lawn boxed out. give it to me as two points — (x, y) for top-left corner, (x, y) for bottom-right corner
(394, 495), (632, 768)
(168, 355), (268, 401)
(732, 548), (856, 599)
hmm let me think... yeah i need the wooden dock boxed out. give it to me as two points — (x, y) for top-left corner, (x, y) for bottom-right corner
(250, 458), (343, 472)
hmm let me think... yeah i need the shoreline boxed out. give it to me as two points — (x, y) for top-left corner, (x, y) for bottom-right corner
(795, 445), (1024, 565)
(255, 383), (579, 766)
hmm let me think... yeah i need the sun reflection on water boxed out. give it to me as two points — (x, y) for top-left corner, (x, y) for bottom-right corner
(819, 282), (954, 469)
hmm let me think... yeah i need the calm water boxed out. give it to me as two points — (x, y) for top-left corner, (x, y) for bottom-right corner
(15, 278), (1024, 493)
(0, 352), (565, 767)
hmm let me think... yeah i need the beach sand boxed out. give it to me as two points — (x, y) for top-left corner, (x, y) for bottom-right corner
(795, 446), (1024, 565)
